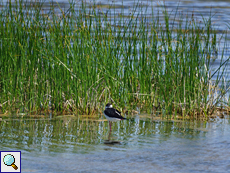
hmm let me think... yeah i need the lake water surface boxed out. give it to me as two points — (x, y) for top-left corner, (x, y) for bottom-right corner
(1, 0), (230, 172)
(1, 115), (230, 172)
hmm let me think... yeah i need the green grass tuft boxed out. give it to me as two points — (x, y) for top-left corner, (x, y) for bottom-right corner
(0, 0), (229, 120)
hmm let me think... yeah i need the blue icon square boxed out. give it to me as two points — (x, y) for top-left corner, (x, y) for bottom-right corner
(0, 151), (21, 173)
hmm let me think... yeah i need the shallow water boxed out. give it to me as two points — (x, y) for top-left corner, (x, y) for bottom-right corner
(1, 115), (230, 172)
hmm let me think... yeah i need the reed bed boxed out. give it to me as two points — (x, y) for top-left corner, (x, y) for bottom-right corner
(0, 0), (229, 119)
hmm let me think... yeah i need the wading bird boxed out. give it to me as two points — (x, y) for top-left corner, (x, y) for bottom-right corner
(103, 103), (126, 131)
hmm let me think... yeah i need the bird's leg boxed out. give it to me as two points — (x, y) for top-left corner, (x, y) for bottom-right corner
(108, 121), (112, 141)
(109, 121), (112, 131)
(108, 128), (111, 141)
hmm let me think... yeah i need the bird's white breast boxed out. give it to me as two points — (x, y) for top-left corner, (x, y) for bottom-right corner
(104, 113), (121, 122)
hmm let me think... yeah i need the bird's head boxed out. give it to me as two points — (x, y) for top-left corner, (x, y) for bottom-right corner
(105, 103), (113, 108)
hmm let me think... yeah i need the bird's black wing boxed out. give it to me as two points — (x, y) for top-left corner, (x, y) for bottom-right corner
(115, 109), (121, 114)
(104, 108), (126, 119)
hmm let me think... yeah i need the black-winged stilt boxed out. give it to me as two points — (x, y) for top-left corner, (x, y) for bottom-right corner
(103, 103), (126, 131)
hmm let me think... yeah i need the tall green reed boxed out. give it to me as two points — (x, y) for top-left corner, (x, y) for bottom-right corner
(0, 0), (229, 119)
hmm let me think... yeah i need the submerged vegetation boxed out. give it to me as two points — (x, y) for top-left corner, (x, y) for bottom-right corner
(0, 0), (229, 119)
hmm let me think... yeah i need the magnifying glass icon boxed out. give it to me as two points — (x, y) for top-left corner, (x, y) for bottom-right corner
(3, 154), (18, 170)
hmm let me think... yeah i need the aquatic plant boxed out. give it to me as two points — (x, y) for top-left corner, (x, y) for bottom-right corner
(0, 0), (229, 119)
